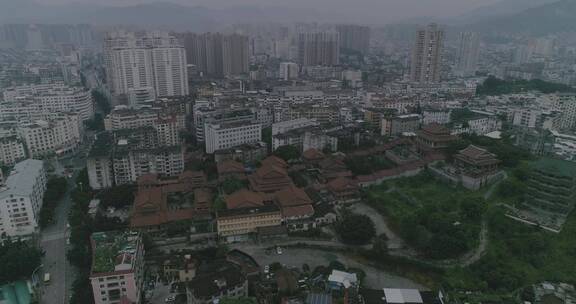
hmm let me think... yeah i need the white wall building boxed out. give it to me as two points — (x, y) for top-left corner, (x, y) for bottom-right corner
(422, 108), (451, 125)
(279, 62), (299, 80)
(2, 83), (94, 121)
(205, 123), (262, 154)
(87, 155), (114, 190)
(0, 136), (26, 166)
(551, 94), (576, 130)
(0, 159), (47, 239)
(18, 113), (83, 158)
(271, 118), (319, 136)
(104, 31), (189, 99)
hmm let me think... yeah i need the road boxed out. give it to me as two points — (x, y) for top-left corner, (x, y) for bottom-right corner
(350, 203), (407, 250)
(39, 156), (86, 304)
(231, 243), (425, 290)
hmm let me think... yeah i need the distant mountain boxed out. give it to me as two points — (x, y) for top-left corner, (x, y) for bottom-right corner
(466, 0), (576, 35)
(0, 1), (324, 31)
(457, 0), (559, 22)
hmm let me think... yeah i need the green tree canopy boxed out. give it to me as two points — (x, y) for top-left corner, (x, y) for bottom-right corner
(0, 240), (43, 284)
(336, 213), (376, 245)
(273, 145), (301, 162)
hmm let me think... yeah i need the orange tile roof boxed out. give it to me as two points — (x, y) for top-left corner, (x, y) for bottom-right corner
(275, 186), (313, 207)
(303, 148), (325, 161)
(326, 177), (358, 192)
(281, 204), (314, 218)
(217, 160), (245, 175)
(262, 155), (288, 168)
(225, 189), (267, 209)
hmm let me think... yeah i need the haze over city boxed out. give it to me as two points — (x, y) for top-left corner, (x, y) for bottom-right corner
(0, 1), (576, 304)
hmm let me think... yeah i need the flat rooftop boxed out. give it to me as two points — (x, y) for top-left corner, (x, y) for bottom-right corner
(91, 231), (140, 275)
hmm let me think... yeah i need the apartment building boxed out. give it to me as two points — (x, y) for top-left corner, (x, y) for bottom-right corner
(2, 83), (94, 121)
(422, 107), (451, 125)
(104, 31), (189, 99)
(381, 114), (421, 137)
(0, 159), (47, 239)
(193, 108), (254, 142)
(271, 118), (319, 136)
(90, 231), (145, 304)
(297, 32), (340, 67)
(0, 135), (26, 166)
(551, 94), (576, 130)
(205, 122), (262, 154)
(104, 109), (186, 147)
(17, 113), (83, 158)
(410, 23), (444, 83)
(87, 133), (185, 189)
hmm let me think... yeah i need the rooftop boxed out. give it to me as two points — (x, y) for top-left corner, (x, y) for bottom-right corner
(530, 158), (576, 178)
(0, 159), (44, 198)
(91, 231), (140, 275)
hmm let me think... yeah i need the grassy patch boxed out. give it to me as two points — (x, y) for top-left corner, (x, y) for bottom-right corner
(365, 171), (485, 259)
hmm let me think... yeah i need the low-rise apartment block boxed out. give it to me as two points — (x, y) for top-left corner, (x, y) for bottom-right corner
(2, 83), (94, 121)
(205, 122), (262, 154)
(17, 112), (83, 158)
(0, 159), (46, 239)
(89, 231), (145, 304)
(0, 135), (26, 166)
(87, 132), (185, 189)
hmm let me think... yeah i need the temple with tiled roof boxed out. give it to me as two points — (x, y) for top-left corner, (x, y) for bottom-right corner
(415, 123), (457, 152)
(326, 177), (359, 203)
(248, 164), (294, 193)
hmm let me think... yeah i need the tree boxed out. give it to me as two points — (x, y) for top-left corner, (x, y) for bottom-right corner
(273, 145), (301, 161)
(328, 260), (346, 271)
(39, 176), (68, 228)
(336, 213), (376, 245)
(461, 197), (486, 222)
(262, 127), (272, 153)
(69, 270), (94, 304)
(98, 185), (136, 209)
(220, 298), (257, 304)
(0, 240), (43, 284)
(221, 178), (246, 195)
(91, 90), (111, 114)
(289, 171), (308, 187)
(372, 234), (389, 254)
(213, 196), (226, 210)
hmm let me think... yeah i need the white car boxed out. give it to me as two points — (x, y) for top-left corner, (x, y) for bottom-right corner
(264, 265), (270, 274)
(165, 295), (175, 303)
(276, 246), (283, 255)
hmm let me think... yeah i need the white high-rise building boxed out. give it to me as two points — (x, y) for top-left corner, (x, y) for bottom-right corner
(104, 31), (189, 100)
(0, 159), (47, 239)
(410, 23), (444, 83)
(279, 62), (299, 80)
(456, 32), (480, 77)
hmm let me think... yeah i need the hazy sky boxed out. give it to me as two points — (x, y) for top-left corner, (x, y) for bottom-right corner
(33, 0), (503, 22)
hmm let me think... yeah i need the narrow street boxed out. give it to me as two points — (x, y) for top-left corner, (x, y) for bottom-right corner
(39, 156), (86, 304)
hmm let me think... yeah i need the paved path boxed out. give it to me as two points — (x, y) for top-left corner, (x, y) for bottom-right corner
(350, 203), (406, 250)
(231, 243), (425, 290)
